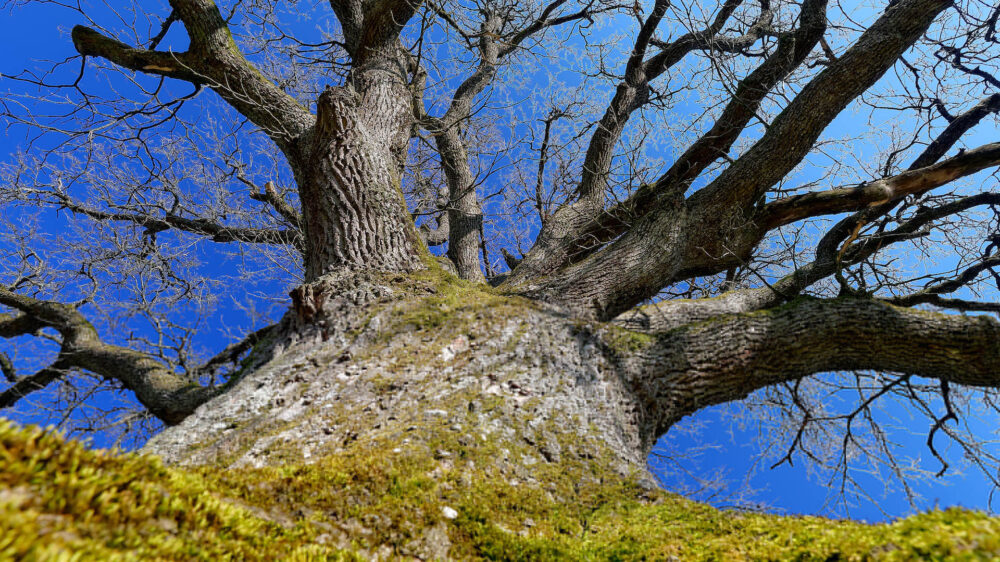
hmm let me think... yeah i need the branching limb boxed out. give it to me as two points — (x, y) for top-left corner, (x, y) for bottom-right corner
(507, 0), (818, 288)
(688, 0), (950, 212)
(0, 359), (71, 410)
(37, 188), (300, 246)
(782, 91), (1000, 279)
(927, 380), (959, 477)
(71, 27), (204, 84)
(618, 191), (1000, 331)
(0, 286), (219, 424)
(73, 0), (314, 152)
(552, 0), (819, 266)
(419, 1), (621, 280)
(910, 94), (1000, 169)
(521, 0), (954, 320)
(759, 142), (1000, 230)
(192, 323), (278, 380)
(248, 181), (303, 228)
(420, 210), (451, 247)
(353, 0), (425, 66)
(0, 312), (46, 339)
(886, 254), (1000, 308)
(633, 297), (1000, 436)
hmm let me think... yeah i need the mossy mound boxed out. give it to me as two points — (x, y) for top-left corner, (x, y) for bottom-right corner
(4, 418), (1000, 560)
(0, 419), (358, 561)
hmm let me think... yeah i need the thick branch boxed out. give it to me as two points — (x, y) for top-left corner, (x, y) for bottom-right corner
(646, 0), (816, 197)
(71, 27), (204, 83)
(620, 191), (1000, 332)
(760, 92), (1000, 259)
(420, 211), (450, 246)
(0, 287), (219, 424)
(355, 0), (424, 66)
(553, 0), (817, 266)
(525, 0), (950, 320)
(73, 0), (314, 152)
(635, 297), (1000, 433)
(0, 360), (72, 410)
(420, 2), (612, 279)
(434, 127), (486, 281)
(506, 0), (799, 286)
(759, 142), (1000, 230)
(433, 13), (502, 128)
(0, 313), (45, 338)
(687, 0), (950, 213)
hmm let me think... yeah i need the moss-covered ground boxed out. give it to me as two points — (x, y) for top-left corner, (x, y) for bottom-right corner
(4, 418), (1000, 561)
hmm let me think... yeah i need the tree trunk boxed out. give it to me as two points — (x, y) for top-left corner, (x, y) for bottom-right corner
(298, 67), (424, 281)
(145, 267), (1000, 491)
(144, 270), (658, 486)
(434, 128), (486, 283)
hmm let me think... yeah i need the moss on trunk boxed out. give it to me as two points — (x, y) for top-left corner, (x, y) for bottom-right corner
(4, 418), (1000, 560)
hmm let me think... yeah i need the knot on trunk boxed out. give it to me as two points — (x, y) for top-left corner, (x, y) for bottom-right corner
(314, 86), (361, 149)
(289, 269), (394, 331)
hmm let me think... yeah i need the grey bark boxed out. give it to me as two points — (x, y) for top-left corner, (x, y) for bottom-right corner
(299, 85), (423, 280)
(434, 128), (486, 282)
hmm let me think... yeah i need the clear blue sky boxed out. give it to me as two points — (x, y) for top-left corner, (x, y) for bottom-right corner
(2, 0), (998, 523)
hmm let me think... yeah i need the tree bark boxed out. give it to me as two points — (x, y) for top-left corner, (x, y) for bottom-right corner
(299, 84), (424, 280)
(20, 0), (998, 510)
(434, 128), (486, 282)
(143, 272), (1000, 492)
(144, 273), (655, 479)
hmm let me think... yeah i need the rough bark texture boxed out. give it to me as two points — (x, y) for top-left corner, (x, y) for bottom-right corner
(145, 271), (655, 484)
(12, 0), (1000, 534)
(144, 270), (1000, 499)
(300, 86), (423, 280)
(434, 128), (486, 282)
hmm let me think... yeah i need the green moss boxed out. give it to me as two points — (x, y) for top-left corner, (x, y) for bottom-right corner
(6, 418), (1000, 560)
(602, 325), (655, 355)
(345, 267), (536, 370)
(0, 419), (359, 560)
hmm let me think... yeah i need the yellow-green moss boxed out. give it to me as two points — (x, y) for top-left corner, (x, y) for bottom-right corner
(351, 267), (537, 369)
(5, 418), (1000, 560)
(601, 325), (655, 355)
(0, 419), (359, 561)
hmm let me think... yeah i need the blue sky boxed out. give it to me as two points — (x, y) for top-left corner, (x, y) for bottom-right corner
(2, 0), (1000, 523)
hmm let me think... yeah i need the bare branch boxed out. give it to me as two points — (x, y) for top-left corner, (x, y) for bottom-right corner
(71, 27), (205, 84)
(910, 94), (1000, 169)
(248, 181), (303, 228)
(53, 191), (301, 246)
(0, 286), (219, 424)
(74, 0), (314, 151)
(0, 359), (71, 410)
(759, 143), (1000, 230)
(193, 323), (278, 379)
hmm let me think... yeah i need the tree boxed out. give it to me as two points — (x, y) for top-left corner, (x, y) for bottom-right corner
(3, 0), (1000, 527)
